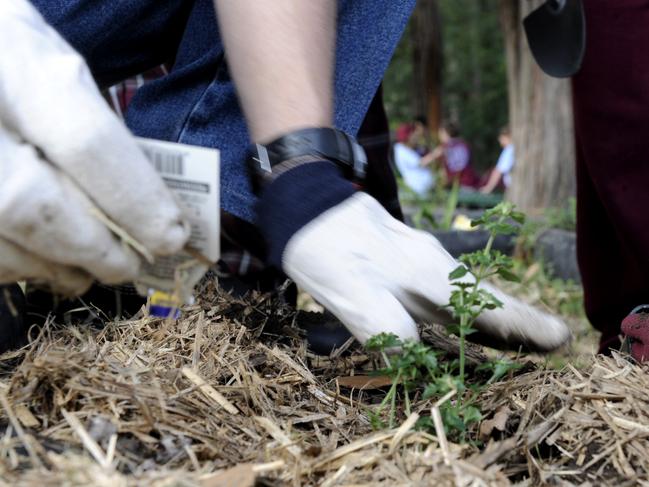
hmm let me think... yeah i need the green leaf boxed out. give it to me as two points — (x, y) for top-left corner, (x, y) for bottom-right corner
(422, 383), (440, 400)
(477, 359), (523, 383)
(441, 406), (466, 433)
(415, 416), (435, 432)
(510, 211), (526, 225)
(450, 281), (474, 291)
(485, 222), (518, 236)
(470, 218), (484, 228)
(462, 405), (483, 425)
(421, 352), (438, 372)
(449, 265), (469, 280)
(365, 332), (401, 352)
(368, 411), (386, 430)
(497, 267), (520, 282)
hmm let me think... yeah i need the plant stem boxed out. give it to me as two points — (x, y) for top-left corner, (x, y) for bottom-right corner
(476, 232), (496, 281)
(389, 371), (401, 427)
(459, 297), (467, 388)
(381, 351), (392, 369)
(483, 232), (495, 257)
(375, 380), (396, 424)
(404, 385), (411, 416)
(442, 177), (460, 230)
(459, 224), (499, 392)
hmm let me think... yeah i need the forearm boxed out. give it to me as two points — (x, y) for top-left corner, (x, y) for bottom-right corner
(213, 1), (336, 143)
(481, 169), (502, 194)
(420, 151), (436, 167)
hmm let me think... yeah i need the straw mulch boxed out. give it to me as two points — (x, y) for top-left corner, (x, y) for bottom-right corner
(0, 284), (647, 486)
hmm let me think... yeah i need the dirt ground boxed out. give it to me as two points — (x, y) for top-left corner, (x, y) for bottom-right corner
(0, 278), (646, 486)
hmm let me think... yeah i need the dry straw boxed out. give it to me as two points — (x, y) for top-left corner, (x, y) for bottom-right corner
(0, 282), (647, 486)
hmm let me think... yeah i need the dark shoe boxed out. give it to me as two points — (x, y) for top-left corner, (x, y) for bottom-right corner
(215, 270), (352, 356)
(0, 284), (29, 354)
(297, 310), (353, 356)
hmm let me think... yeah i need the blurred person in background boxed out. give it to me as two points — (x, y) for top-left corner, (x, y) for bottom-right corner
(393, 122), (435, 197)
(412, 115), (431, 156)
(421, 121), (479, 189)
(480, 125), (515, 194)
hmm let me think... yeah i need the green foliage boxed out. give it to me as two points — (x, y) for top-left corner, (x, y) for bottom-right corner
(366, 202), (525, 441)
(366, 332), (481, 440)
(449, 201), (523, 384)
(438, 0), (508, 169)
(383, 0), (508, 169)
(516, 197), (577, 259)
(406, 175), (460, 231)
(544, 197), (577, 232)
(366, 333), (402, 352)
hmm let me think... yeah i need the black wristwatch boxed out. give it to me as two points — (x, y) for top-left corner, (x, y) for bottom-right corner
(247, 127), (367, 193)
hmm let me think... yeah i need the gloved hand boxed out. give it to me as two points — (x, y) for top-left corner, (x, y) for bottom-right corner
(283, 193), (571, 349)
(0, 1), (189, 295)
(257, 159), (571, 351)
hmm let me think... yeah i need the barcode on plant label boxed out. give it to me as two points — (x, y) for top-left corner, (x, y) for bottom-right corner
(142, 146), (185, 176)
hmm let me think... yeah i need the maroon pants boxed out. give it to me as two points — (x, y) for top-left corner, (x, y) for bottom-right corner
(572, 0), (649, 351)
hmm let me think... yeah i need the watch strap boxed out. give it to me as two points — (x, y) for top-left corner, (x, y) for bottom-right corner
(247, 127), (367, 192)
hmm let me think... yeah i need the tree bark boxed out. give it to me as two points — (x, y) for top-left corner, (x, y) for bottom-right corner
(411, 0), (443, 134)
(500, 0), (575, 214)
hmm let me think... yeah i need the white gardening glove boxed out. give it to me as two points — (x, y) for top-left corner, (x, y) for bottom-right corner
(283, 192), (571, 350)
(0, 1), (189, 295)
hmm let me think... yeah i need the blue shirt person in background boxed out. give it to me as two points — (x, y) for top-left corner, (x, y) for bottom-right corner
(481, 126), (515, 194)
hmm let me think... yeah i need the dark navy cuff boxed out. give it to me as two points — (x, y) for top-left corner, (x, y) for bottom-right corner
(257, 161), (355, 268)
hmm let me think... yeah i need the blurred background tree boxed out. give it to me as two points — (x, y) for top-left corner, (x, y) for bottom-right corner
(499, 0), (575, 213)
(384, 0), (508, 170)
(383, 0), (576, 211)
(410, 0), (442, 134)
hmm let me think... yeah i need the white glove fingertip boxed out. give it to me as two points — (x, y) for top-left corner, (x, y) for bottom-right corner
(0, 136), (141, 286)
(144, 213), (191, 256)
(314, 289), (420, 346)
(476, 284), (572, 351)
(340, 298), (420, 345)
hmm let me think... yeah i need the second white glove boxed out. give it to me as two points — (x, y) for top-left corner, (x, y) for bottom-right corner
(283, 192), (571, 350)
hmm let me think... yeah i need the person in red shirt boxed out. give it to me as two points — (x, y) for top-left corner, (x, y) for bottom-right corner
(422, 122), (479, 188)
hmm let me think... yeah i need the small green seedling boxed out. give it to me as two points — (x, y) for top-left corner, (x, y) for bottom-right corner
(366, 202), (525, 441)
(449, 201), (525, 385)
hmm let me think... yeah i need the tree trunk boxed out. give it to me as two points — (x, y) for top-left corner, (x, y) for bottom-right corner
(411, 0), (443, 134)
(500, 0), (575, 214)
